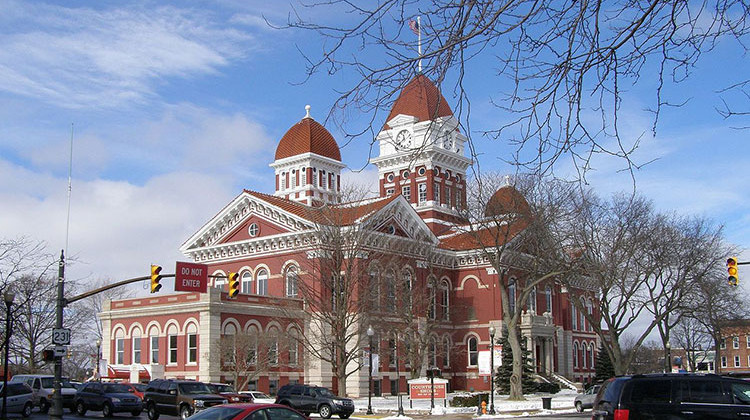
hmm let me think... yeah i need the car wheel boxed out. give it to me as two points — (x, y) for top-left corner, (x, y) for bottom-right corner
(180, 404), (192, 420)
(22, 402), (33, 418)
(575, 401), (583, 412)
(76, 400), (88, 416)
(40, 399), (50, 414)
(319, 404), (332, 419)
(102, 402), (114, 417)
(147, 403), (160, 420)
(132, 409), (142, 416)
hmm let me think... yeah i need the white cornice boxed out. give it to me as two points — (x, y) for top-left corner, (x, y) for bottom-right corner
(269, 152), (346, 170)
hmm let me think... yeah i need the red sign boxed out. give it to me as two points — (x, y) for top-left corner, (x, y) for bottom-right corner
(409, 382), (446, 399)
(175, 262), (208, 293)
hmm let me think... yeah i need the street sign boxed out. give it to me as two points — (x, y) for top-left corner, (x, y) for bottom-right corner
(53, 345), (67, 357)
(175, 261), (208, 293)
(52, 328), (71, 345)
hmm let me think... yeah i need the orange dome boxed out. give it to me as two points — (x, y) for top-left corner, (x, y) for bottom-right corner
(275, 114), (341, 162)
(384, 74), (453, 129)
(484, 186), (531, 218)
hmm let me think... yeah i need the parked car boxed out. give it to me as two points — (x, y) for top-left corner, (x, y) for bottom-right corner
(275, 384), (354, 419)
(182, 403), (308, 420)
(8, 374), (77, 413)
(240, 391), (275, 404)
(574, 384), (601, 412)
(0, 382), (34, 417)
(74, 381), (143, 417)
(592, 373), (750, 419)
(143, 378), (227, 420)
(206, 383), (252, 403)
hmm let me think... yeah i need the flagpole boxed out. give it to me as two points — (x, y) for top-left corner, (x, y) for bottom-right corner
(417, 16), (422, 73)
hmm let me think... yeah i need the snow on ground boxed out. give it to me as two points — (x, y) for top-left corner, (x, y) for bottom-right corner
(345, 389), (579, 418)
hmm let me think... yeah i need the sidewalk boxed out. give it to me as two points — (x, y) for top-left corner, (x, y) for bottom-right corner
(347, 390), (579, 418)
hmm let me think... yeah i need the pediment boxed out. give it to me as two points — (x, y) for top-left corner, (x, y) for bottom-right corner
(180, 190), (314, 253)
(362, 195), (439, 246)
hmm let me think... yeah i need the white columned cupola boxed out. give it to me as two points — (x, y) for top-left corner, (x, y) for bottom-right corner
(370, 75), (472, 220)
(270, 105), (345, 205)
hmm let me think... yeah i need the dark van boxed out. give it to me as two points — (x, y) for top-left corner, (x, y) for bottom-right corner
(592, 373), (750, 419)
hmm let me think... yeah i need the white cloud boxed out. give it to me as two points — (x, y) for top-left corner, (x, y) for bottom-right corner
(0, 2), (256, 108)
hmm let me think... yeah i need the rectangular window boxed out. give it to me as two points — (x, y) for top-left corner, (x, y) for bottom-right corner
(721, 356), (728, 368)
(402, 186), (411, 201)
(168, 335), (178, 364)
(386, 188), (394, 196)
(187, 334), (197, 364)
(289, 342), (298, 366)
(418, 183), (427, 203)
(389, 339), (396, 367)
(132, 337), (141, 364)
(390, 379), (398, 396)
(116, 338), (124, 364)
(456, 188), (463, 209)
(444, 187), (451, 207)
(734, 336), (740, 349)
(721, 338), (726, 349)
(747, 335), (750, 348)
(281, 173), (286, 190)
(151, 336), (159, 363)
(301, 168), (306, 185)
(736, 356), (742, 367)
(269, 380), (279, 396)
(434, 182), (440, 203)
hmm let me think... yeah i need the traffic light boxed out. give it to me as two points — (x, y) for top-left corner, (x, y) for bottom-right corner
(42, 349), (55, 362)
(150, 264), (163, 293)
(228, 272), (240, 298)
(727, 257), (739, 286)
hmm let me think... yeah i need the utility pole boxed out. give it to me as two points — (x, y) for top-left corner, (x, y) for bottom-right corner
(50, 250), (65, 420)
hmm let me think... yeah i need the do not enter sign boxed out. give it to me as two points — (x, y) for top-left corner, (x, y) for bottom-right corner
(175, 261), (208, 293)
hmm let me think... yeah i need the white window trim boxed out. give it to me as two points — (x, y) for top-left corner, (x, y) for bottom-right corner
(168, 334), (178, 365)
(186, 333), (198, 365)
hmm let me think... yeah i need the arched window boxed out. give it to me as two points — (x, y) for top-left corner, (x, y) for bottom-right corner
(288, 328), (299, 366)
(467, 336), (478, 367)
(571, 302), (578, 330)
(528, 286), (537, 314)
(285, 266), (298, 298)
(582, 341), (587, 368)
(545, 286), (553, 313)
(256, 269), (268, 295)
(508, 279), (517, 314)
(167, 324), (178, 364)
(213, 271), (226, 289)
(401, 269), (413, 308)
(115, 329), (125, 364)
(245, 326), (258, 365)
(440, 280), (450, 320)
(589, 344), (595, 369)
(427, 277), (436, 319)
(241, 271), (253, 294)
(586, 299), (594, 332)
(573, 342), (579, 368)
(186, 323), (198, 364)
(443, 336), (451, 368)
(580, 297), (587, 330)
(369, 267), (380, 310)
(131, 328), (142, 364)
(385, 269), (396, 312)
(429, 337), (437, 367)
(149, 326), (160, 364)
(267, 328), (279, 365)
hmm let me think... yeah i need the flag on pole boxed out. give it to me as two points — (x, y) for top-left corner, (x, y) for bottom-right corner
(408, 19), (419, 36)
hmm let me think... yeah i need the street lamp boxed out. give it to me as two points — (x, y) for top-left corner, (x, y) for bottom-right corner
(96, 339), (102, 381)
(489, 326), (496, 415)
(367, 326), (374, 415)
(2, 291), (15, 420)
(395, 333), (404, 416)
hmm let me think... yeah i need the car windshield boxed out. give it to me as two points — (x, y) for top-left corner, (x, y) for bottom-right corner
(179, 383), (212, 394)
(186, 406), (245, 420)
(215, 384), (235, 393)
(253, 392), (271, 399)
(104, 383), (132, 393)
(132, 383), (147, 391)
(41, 377), (75, 389)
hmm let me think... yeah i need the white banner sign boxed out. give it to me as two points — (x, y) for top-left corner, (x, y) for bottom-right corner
(478, 349), (503, 375)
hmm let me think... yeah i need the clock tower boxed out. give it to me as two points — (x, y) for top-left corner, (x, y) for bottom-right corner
(371, 75), (472, 232)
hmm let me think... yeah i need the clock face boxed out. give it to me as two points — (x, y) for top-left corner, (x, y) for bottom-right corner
(395, 130), (412, 149)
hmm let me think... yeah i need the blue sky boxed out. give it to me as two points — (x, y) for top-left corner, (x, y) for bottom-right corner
(1, 0), (748, 295)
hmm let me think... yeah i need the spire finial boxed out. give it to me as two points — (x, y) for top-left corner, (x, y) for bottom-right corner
(304, 104), (311, 119)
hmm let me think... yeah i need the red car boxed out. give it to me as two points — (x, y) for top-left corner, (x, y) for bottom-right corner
(206, 383), (252, 403)
(185, 403), (309, 420)
(121, 382), (147, 400)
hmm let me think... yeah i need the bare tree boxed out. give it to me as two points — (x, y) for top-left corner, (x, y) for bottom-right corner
(287, 1), (749, 178)
(672, 316), (712, 372)
(460, 173), (578, 400)
(210, 329), (288, 391)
